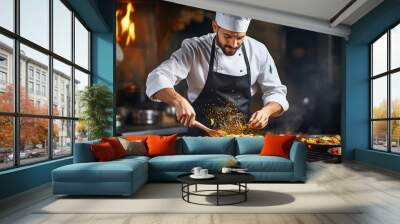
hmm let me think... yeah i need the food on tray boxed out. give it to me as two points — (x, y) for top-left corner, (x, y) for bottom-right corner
(224, 133), (258, 137)
(298, 135), (341, 145)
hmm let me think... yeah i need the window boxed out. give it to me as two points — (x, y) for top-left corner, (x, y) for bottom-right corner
(20, 0), (49, 49)
(0, 116), (13, 170)
(53, 59), (72, 117)
(35, 70), (40, 81)
(0, 55), (7, 67)
(0, 34), (13, 113)
(74, 17), (89, 70)
(74, 69), (89, 118)
(391, 23), (400, 70)
(42, 85), (46, 97)
(35, 83), (40, 95)
(0, 54), (8, 87)
(28, 81), (34, 94)
(20, 117), (49, 165)
(53, 0), (72, 60)
(370, 22), (400, 154)
(53, 119), (72, 158)
(0, 0), (91, 170)
(0, 71), (6, 85)
(0, 0), (14, 32)
(28, 67), (34, 80)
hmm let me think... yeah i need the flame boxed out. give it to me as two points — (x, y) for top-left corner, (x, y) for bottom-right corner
(116, 2), (136, 46)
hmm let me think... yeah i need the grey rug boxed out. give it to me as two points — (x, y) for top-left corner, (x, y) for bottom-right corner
(37, 183), (362, 214)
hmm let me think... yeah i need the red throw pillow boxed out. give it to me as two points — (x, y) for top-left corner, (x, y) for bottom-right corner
(146, 134), (177, 157)
(101, 137), (126, 158)
(259, 133), (297, 159)
(91, 142), (118, 161)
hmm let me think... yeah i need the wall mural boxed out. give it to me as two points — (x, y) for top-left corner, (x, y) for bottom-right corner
(115, 0), (344, 137)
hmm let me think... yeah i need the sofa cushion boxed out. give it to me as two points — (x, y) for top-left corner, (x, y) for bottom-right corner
(52, 158), (147, 183)
(260, 134), (297, 159)
(73, 140), (100, 163)
(179, 137), (235, 155)
(148, 154), (235, 172)
(236, 155), (293, 172)
(101, 137), (127, 158)
(118, 138), (147, 156)
(114, 155), (150, 163)
(235, 136), (264, 155)
(91, 142), (118, 161)
(147, 134), (177, 157)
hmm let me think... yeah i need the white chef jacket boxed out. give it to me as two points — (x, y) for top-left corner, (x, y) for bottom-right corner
(146, 33), (289, 112)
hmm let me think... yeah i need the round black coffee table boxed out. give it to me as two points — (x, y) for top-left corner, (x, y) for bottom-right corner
(177, 173), (255, 206)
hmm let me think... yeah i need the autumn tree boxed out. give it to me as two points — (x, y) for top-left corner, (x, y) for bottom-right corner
(391, 99), (400, 143)
(0, 84), (60, 152)
(0, 85), (13, 150)
(372, 99), (400, 143)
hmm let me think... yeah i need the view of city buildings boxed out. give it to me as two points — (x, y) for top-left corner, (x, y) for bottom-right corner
(370, 30), (400, 154)
(0, 0), (90, 171)
(0, 40), (88, 170)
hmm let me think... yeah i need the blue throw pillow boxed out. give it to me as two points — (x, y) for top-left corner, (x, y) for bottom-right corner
(180, 137), (235, 155)
(235, 136), (264, 155)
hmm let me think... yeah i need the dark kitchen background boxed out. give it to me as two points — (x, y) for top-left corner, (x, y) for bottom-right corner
(116, 0), (343, 135)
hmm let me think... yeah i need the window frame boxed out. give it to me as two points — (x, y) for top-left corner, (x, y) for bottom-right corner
(0, 0), (92, 171)
(0, 71), (7, 85)
(369, 19), (400, 154)
(0, 53), (7, 68)
(0, 53), (8, 89)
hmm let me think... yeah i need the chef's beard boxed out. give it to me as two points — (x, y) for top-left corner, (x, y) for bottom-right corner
(221, 45), (240, 56)
(216, 34), (242, 56)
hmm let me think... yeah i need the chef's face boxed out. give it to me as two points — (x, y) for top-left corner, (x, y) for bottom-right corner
(212, 21), (246, 56)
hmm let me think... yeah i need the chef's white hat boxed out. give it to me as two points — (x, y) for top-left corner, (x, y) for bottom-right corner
(215, 12), (251, 32)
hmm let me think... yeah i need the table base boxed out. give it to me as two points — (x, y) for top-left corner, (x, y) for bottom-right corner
(181, 183), (249, 206)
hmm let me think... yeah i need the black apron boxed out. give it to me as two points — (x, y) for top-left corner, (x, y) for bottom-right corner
(188, 37), (252, 136)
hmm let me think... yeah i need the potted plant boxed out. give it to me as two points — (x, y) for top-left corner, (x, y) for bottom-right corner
(79, 84), (113, 140)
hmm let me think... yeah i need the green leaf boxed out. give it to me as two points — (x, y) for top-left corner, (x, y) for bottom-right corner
(78, 84), (113, 140)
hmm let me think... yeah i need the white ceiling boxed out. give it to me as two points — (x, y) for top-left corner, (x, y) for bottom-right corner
(164, 0), (384, 38)
(226, 0), (352, 22)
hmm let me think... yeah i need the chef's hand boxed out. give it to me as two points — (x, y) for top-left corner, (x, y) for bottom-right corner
(153, 88), (196, 128)
(248, 108), (271, 129)
(248, 102), (284, 129)
(174, 98), (196, 128)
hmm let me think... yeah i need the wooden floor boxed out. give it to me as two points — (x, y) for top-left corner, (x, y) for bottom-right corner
(1, 161), (400, 224)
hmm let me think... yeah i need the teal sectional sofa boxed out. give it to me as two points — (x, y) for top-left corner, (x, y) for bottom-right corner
(52, 136), (307, 196)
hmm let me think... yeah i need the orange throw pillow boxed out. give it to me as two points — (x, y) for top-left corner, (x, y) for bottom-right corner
(101, 137), (126, 158)
(146, 134), (177, 157)
(91, 142), (117, 161)
(259, 133), (297, 159)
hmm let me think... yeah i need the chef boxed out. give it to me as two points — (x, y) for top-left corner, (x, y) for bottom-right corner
(146, 12), (289, 135)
